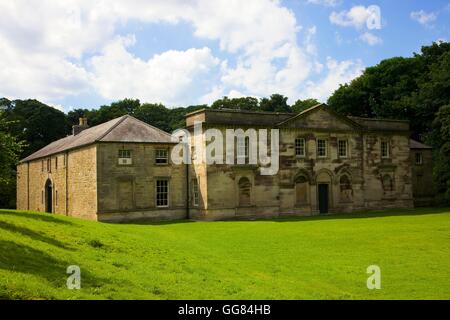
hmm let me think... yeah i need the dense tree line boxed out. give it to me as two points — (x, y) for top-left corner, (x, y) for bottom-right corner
(1, 41), (449, 208)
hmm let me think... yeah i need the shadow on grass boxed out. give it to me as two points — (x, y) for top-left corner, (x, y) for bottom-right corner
(0, 221), (71, 250)
(269, 207), (450, 223)
(0, 210), (74, 225)
(125, 207), (450, 225)
(0, 240), (118, 297)
(127, 219), (196, 226)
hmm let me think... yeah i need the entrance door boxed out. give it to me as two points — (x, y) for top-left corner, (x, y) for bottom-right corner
(45, 180), (53, 213)
(318, 184), (329, 214)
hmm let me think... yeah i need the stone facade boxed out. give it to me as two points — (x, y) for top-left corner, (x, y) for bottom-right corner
(16, 145), (97, 219)
(186, 106), (415, 220)
(16, 105), (434, 222)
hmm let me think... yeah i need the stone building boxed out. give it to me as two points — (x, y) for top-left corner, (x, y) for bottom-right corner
(16, 104), (434, 222)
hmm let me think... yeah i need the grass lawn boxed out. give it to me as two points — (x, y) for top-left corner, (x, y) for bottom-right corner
(0, 207), (449, 300)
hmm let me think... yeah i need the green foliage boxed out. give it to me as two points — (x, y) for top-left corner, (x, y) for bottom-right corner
(134, 103), (171, 132)
(432, 103), (450, 204)
(0, 113), (26, 208)
(1, 208), (450, 299)
(291, 98), (321, 113)
(1, 99), (68, 157)
(260, 94), (291, 113)
(211, 96), (259, 111)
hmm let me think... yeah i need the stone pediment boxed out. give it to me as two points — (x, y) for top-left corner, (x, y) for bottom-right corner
(278, 104), (362, 131)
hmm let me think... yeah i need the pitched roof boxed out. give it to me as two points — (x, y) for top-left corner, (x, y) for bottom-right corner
(20, 115), (174, 162)
(276, 103), (363, 129)
(410, 139), (432, 149)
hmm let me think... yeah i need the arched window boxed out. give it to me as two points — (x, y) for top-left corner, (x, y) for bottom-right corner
(238, 177), (251, 206)
(382, 174), (393, 192)
(295, 175), (309, 205)
(339, 175), (352, 202)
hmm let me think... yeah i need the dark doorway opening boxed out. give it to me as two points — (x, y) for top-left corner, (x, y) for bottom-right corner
(45, 179), (53, 213)
(318, 184), (329, 214)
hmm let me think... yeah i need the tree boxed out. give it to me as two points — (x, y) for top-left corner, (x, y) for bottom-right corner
(291, 98), (321, 113)
(211, 96), (259, 111)
(2, 99), (68, 157)
(133, 103), (171, 133)
(259, 94), (291, 113)
(431, 103), (450, 204)
(0, 112), (25, 208)
(88, 98), (140, 126)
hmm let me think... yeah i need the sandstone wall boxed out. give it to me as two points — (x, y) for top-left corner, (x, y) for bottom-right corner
(96, 142), (187, 222)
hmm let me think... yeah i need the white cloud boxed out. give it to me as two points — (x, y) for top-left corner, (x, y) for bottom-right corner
(302, 58), (364, 101)
(410, 10), (437, 26)
(330, 6), (380, 29)
(0, 0), (364, 108)
(360, 32), (382, 46)
(306, 0), (339, 7)
(90, 37), (219, 105)
(0, 37), (91, 102)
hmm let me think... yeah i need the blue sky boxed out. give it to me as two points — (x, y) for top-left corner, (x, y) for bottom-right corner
(0, 0), (449, 111)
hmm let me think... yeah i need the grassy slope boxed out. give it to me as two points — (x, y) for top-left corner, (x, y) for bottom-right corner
(0, 208), (449, 300)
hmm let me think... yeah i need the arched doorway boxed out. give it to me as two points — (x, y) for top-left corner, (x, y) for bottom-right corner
(45, 179), (53, 213)
(238, 177), (252, 207)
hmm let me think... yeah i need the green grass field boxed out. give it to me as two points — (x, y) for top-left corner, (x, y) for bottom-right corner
(0, 208), (449, 300)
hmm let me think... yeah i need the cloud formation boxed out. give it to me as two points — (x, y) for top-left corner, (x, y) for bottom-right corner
(0, 0), (364, 108)
(410, 10), (437, 26)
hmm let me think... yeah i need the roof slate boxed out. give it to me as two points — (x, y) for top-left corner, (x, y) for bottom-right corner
(20, 115), (174, 162)
(410, 139), (432, 149)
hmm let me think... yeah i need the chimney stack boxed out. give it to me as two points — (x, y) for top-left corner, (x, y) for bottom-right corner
(72, 117), (89, 135)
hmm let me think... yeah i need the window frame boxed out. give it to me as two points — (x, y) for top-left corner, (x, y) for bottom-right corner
(118, 149), (131, 159)
(237, 137), (250, 163)
(381, 141), (390, 159)
(155, 179), (169, 208)
(192, 179), (199, 207)
(316, 139), (327, 158)
(338, 139), (348, 158)
(155, 148), (169, 165)
(295, 138), (306, 157)
(415, 152), (423, 165)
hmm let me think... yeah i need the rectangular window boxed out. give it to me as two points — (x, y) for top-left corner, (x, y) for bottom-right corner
(317, 139), (327, 158)
(415, 152), (423, 165)
(118, 150), (132, 165)
(41, 160), (44, 172)
(237, 137), (250, 162)
(295, 138), (305, 157)
(155, 149), (169, 164)
(156, 179), (169, 207)
(192, 179), (199, 206)
(381, 141), (389, 159)
(55, 156), (58, 170)
(338, 140), (348, 158)
(118, 150), (131, 158)
(55, 190), (58, 206)
(47, 159), (51, 173)
(63, 154), (66, 167)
